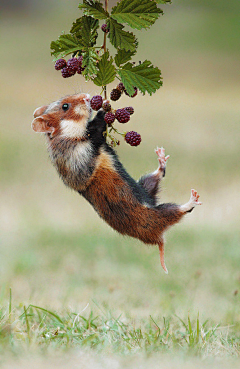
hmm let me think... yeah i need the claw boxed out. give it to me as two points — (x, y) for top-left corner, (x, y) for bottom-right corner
(180, 189), (202, 212)
(191, 189), (202, 206)
(155, 147), (170, 172)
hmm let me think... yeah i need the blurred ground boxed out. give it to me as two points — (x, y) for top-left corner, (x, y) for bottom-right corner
(0, 0), (240, 366)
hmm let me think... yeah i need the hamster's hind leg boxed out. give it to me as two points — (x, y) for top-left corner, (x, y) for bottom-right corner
(138, 147), (170, 203)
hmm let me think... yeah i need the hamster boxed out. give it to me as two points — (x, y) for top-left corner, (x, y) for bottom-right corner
(32, 93), (201, 273)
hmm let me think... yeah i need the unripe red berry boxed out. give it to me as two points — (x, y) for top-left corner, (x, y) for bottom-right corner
(125, 131), (141, 146)
(104, 112), (115, 125)
(115, 108), (130, 123)
(55, 58), (67, 70)
(116, 82), (125, 91)
(101, 24), (109, 33)
(102, 101), (112, 112)
(90, 95), (103, 111)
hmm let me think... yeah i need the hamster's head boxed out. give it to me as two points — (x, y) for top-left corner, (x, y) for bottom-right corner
(32, 93), (92, 139)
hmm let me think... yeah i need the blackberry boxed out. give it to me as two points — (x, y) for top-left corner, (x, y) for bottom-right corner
(125, 131), (141, 146)
(55, 58), (66, 70)
(101, 24), (109, 33)
(67, 57), (79, 74)
(116, 82), (125, 91)
(102, 101), (112, 112)
(77, 65), (85, 74)
(61, 67), (73, 78)
(115, 108), (130, 123)
(78, 55), (83, 65)
(125, 106), (134, 115)
(125, 87), (138, 98)
(90, 95), (103, 111)
(104, 112), (115, 125)
(110, 88), (121, 101)
(77, 56), (85, 74)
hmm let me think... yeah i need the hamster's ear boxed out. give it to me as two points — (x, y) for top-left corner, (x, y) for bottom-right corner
(32, 116), (57, 136)
(33, 105), (48, 118)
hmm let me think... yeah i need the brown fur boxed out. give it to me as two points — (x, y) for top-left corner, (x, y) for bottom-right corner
(32, 93), (201, 273)
(82, 150), (183, 245)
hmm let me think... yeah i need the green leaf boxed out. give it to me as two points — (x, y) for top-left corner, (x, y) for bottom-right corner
(111, 0), (162, 30)
(29, 305), (64, 324)
(93, 51), (116, 87)
(155, 0), (171, 4)
(107, 18), (137, 52)
(114, 48), (137, 67)
(50, 34), (84, 61)
(71, 16), (99, 48)
(82, 48), (100, 79)
(78, 0), (108, 20)
(117, 60), (162, 96)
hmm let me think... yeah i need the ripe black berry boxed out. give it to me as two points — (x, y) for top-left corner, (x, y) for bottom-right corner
(55, 58), (66, 70)
(104, 112), (115, 125)
(125, 87), (138, 98)
(78, 55), (83, 65)
(102, 101), (112, 112)
(77, 66), (85, 74)
(101, 24), (109, 33)
(110, 88), (121, 101)
(125, 131), (141, 146)
(125, 106), (134, 115)
(115, 108), (130, 123)
(90, 95), (103, 111)
(67, 58), (79, 74)
(61, 67), (73, 78)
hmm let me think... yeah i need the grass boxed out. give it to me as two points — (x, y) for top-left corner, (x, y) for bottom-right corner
(0, 296), (239, 357)
(1, 1), (240, 367)
(1, 225), (240, 361)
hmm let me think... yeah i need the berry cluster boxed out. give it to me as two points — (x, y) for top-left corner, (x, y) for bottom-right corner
(90, 95), (133, 125)
(89, 84), (141, 147)
(54, 56), (85, 78)
(110, 83), (138, 101)
(54, 55), (142, 147)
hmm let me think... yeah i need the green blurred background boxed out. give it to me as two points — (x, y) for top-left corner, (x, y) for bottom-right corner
(0, 0), (240, 324)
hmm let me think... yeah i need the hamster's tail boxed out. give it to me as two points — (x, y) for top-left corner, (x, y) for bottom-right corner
(158, 238), (168, 274)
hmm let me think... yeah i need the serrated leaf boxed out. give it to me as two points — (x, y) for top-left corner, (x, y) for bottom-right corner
(107, 18), (137, 52)
(117, 60), (162, 96)
(71, 16), (99, 48)
(78, 0), (108, 20)
(93, 51), (116, 87)
(82, 48), (99, 79)
(111, 0), (162, 30)
(50, 34), (83, 61)
(155, 0), (171, 4)
(114, 48), (137, 67)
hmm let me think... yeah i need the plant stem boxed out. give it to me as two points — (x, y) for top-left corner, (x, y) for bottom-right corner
(8, 287), (12, 324)
(24, 305), (31, 344)
(103, 0), (108, 100)
(110, 126), (125, 137)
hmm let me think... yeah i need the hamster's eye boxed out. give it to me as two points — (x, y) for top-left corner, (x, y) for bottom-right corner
(62, 103), (69, 111)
